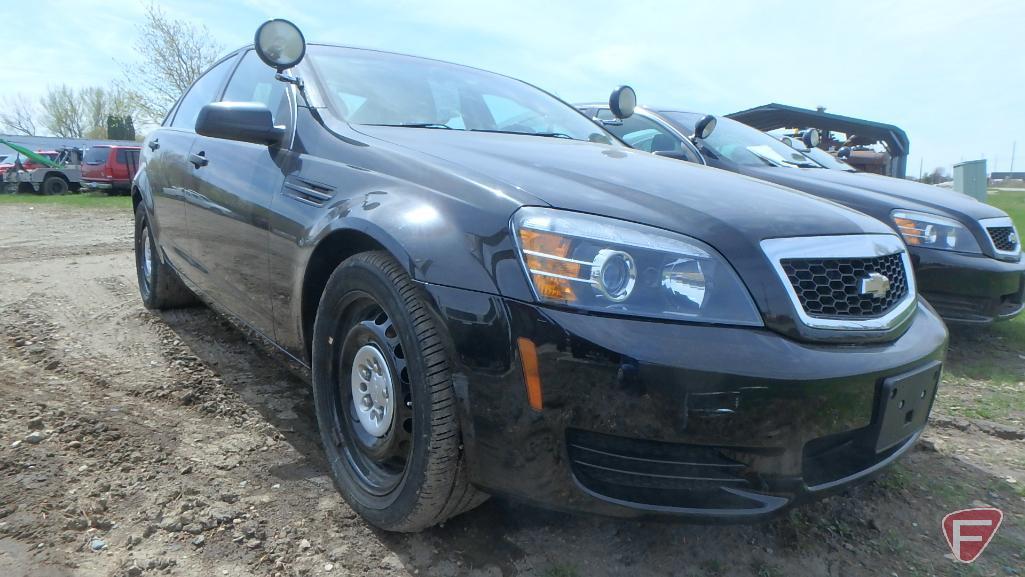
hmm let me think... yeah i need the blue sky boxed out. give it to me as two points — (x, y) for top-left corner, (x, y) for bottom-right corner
(3, 0), (1023, 175)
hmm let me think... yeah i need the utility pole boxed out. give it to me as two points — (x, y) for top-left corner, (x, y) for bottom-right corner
(919, 157), (924, 181)
(1011, 141), (1017, 175)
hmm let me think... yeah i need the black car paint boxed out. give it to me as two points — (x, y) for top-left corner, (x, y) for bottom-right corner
(135, 45), (947, 520)
(590, 105), (1025, 324)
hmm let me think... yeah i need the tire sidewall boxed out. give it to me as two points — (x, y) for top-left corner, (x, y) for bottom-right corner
(44, 177), (67, 195)
(311, 257), (443, 528)
(134, 204), (157, 308)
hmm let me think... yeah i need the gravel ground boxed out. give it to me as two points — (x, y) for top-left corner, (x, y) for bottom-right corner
(1, 203), (1024, 577)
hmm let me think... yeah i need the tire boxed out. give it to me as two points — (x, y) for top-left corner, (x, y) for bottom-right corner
(134, 204), (198, 310)
(311, 251), (486, 532)
(41, 175), (68, 195)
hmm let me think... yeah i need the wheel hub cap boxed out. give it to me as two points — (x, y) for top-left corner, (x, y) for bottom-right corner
(142, 230), (153, 283)
(350, 344), (395, 437)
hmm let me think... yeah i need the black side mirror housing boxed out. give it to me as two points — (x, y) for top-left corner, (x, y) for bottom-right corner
(801, 129), (820, 148)
(196, 102), (285, 146)
(692, 115), (717, 141)
(837, 146), (852, 160)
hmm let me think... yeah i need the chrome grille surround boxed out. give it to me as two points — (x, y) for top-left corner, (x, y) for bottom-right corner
(761, 235), (917, 331)
(980, 216), (1021, 260)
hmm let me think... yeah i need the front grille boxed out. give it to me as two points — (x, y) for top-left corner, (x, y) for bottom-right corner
(566, 429), (769, 510)
(781, 253), (908, 318)
(987, 226), (1019, 253)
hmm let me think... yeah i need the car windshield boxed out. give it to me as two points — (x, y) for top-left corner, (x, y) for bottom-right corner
(802, 146), (856, 171)
(664, 112), (821, 168)
(307, 46), (613, 144)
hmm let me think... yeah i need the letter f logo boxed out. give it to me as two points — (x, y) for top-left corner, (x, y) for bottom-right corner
(942, 508), (1003, 563)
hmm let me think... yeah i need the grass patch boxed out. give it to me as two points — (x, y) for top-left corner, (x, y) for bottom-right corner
(0, 192), (131, 209)
(988, 187), (1025, 226)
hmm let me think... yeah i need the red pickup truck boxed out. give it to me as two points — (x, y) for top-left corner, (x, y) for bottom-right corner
(81, 145), (141, 194)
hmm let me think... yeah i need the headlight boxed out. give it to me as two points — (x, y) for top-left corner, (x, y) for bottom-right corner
(891, 210), (981, 253)
(512, 207), (762, 325)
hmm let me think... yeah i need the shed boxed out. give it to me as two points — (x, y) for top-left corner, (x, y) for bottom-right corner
(953, 159), (987, 201)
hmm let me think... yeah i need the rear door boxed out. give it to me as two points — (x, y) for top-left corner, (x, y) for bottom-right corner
(185, 49), (293, 338)
(146, 55), (238, 274)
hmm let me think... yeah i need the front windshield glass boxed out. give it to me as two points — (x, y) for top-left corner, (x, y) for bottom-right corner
(803, 146), (856, 171)
(307, 46), (613, 144)
(664, 112), (819, 168)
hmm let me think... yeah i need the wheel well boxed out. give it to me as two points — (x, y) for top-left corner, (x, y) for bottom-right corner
(302, 230), (387, 359)
(44, 171), (69, 183)
(132, 187), (142, 211)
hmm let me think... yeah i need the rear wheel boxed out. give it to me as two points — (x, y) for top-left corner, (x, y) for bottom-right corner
(312, 251), (486, 532)
(41, 175), (68, 195)
(134, 204), (198, 310)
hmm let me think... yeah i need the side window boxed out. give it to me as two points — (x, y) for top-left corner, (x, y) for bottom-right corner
(222, 50), (290, 124)
(170, 56), (236, 130)
(116, 149), (127, 163)
(599, 110), (700, 162)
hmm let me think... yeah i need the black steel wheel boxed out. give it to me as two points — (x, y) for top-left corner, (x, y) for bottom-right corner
(311, 251), (486, 532)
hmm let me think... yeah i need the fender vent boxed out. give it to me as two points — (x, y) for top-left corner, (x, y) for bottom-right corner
(283, 177), (335, 206)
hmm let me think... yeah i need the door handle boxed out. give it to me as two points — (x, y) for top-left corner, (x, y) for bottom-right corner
(189, 151), (208, 168)
(148, 139), (159, 151)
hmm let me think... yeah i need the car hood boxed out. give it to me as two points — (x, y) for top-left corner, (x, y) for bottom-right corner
(353, 126), (893, 253)
(741, 166), (1006, 223)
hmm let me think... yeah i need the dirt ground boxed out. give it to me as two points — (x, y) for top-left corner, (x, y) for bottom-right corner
(1, 203), (1024, 577)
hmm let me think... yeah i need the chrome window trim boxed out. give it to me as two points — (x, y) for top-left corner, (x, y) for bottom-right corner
(979, 216), (1021, 259)
(761, 234), (917, 331)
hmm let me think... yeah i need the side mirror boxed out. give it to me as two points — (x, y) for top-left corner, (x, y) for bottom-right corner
(255, 19), (306, 72)
(802, 129), (820, 148)
(693, 115), (717, 140)
(196, 102), (285, 145)
(837, 146), (852, 160)
(609, 85), (637, 119)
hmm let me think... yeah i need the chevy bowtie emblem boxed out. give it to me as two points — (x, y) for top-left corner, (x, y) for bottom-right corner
(860, 272), (891, 299)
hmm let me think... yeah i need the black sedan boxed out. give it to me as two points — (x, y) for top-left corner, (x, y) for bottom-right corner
(133, 20), (946, 531)
(578, 103), (1025, 324)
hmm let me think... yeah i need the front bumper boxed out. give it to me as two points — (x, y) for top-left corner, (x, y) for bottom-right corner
(911, 247), (1025, 323)
(425, 284), (948, 521)
(82, 179), (130, 190)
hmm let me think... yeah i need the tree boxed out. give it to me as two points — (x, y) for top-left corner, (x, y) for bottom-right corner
(118, 2), (223, 124)
(0, 94), (39, 136)
(82, 86), (137, 138)
(39, 85), (85, 138)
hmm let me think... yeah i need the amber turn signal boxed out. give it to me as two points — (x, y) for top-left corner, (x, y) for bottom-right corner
(516, 337), (543, 411)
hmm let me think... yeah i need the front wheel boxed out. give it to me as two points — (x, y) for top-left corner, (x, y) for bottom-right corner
(311, 252), (486, 532)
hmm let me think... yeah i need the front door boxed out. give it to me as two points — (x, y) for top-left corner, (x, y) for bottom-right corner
(184, 49), (294, 339)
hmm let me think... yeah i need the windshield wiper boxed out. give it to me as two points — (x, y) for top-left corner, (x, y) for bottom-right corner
(365, 123), (455, 129)
(468, 129), (575, 140)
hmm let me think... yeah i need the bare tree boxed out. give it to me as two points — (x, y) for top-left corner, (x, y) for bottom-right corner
(0, 94), (39, 136)
(81, 86), (137, 138)
(39, 85), (85, 138)
(118, 2), (223, 124)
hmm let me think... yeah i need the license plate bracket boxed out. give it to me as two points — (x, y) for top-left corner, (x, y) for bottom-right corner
(873, 361), (942, 453)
